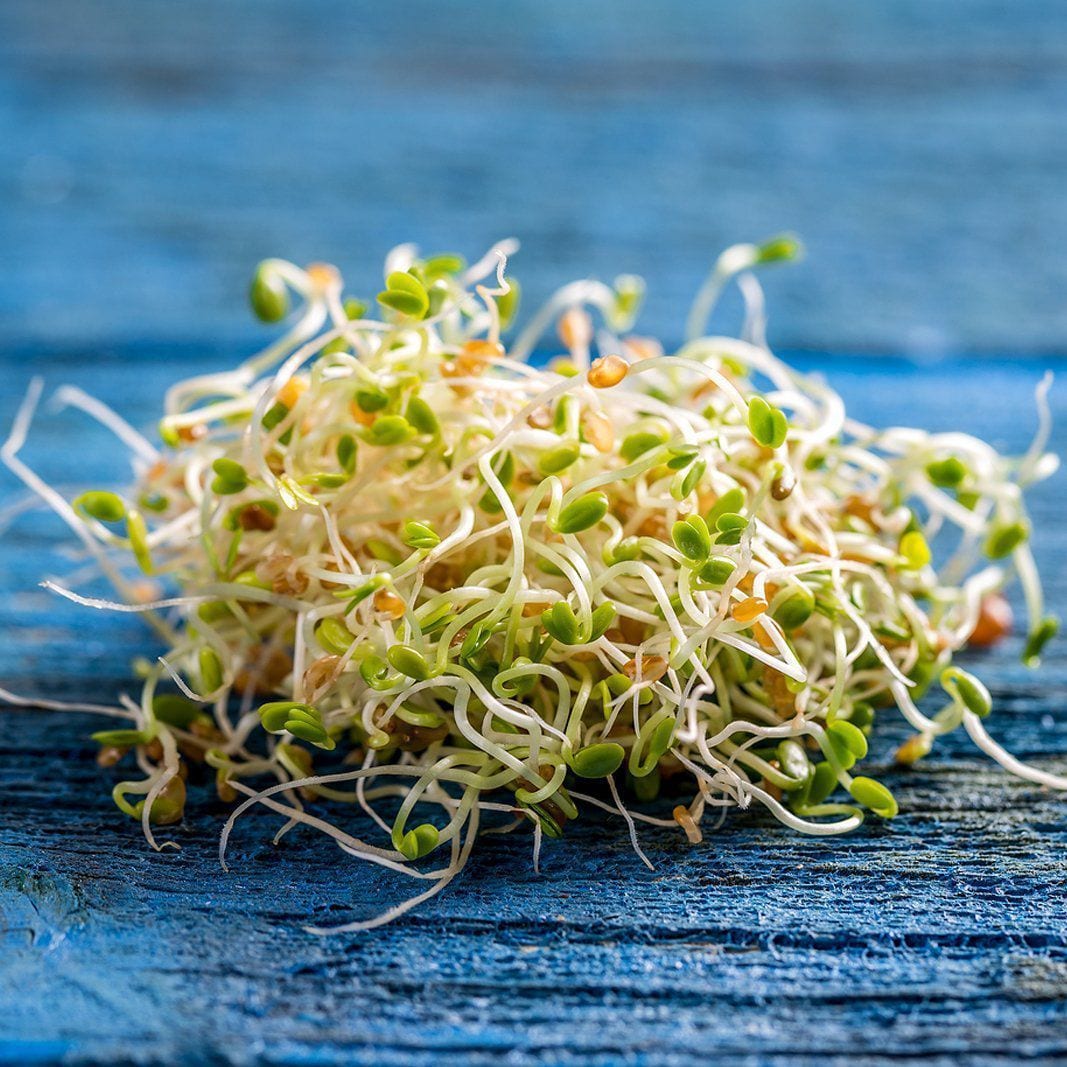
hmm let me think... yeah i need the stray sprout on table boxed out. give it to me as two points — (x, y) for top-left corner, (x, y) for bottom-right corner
(2, 236), (1064, 932)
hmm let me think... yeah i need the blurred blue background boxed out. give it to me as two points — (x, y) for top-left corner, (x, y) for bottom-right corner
(3, 0), (1067, 356)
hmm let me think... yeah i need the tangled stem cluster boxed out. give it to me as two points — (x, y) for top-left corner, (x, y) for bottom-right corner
(3, 236), (1064, 931)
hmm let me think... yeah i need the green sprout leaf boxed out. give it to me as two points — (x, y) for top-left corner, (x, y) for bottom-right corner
(588, 602), (617, 641)
(826, 719), (868, 769)
(211, 458), (249, 495)
(554, 492), (609, 535)
(705, 487), (746, 529)
(198, 648), (223, 693)
(925, 457), (967, 488)
(153, 693), (202, 729)
(542, 602), (582, 645)
(1023, 615), (1059, 667)
(250, 262), (289, 323)
(696, 556), (736, 587)
(672, 515), (712, 562)
(394, 822), (440, 860)
(337, 434), (358, 474)
(984, 520), (1029, 559)
(774, 587), (815, 631)
(496, 278), (521, 329)
(754, 233), (803, 265)
(899, 530), (931, 569)
(608, 274), (645, 330)
(365, 415), (414, 447)
(747, 396), (788, 449)
(74, 491), (126, 524)
(849, 776), (899, 818)
(377, 271), (429, 319)
(92, 728), (153, 747)
(620, 431), (666, 463)
(316, 617), (354, 656)
(940, 666), (991, 717)
(386, 645), (434, 681)
(258, 701), (335, 750)
(569, 742), (625, 779)
(539, 442), (582, 475)
(402, 520), (441, 550)
(354, 386), (389, 413)
(405, 396), (440, 436)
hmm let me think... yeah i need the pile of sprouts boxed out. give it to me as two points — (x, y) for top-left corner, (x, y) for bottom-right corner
(3, 236), (1064, 932)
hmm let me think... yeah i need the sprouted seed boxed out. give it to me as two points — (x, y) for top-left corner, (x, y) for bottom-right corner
(2, 235), (1065, 933)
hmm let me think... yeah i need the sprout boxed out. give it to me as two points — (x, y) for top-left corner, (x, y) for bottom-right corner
(377, 271), (429, 319)
(364, 415), (413, 447)
(405, 396), (440, 436)
(899, 530), (931, 569)
(211, 458), (249, 495)
(258, 701), (335, 750)
(6, 234), (1061, 935)
(250, 262), (289, 323)
(539, 442), (581, 475)
(926, 457), (967, 488)
(672, 515), (712, 562)
(747, 396), (788, 449)
(554, 492), (609, 535)
(386, 645), (433, 681)
(74, 491), (126, 523)
(941, 667), (992, 718)
(542, 602), (582, 645)
(569, 742), (625, 779)
(1023, 616), (1059, 667)
(985, 520), (1029, 559)
(496, 277), (521, 329)
(394, 822), (439, 860)
(620, 431), (666, 462)
(402, 520), (441, 549)
(849, 776), (898, 818)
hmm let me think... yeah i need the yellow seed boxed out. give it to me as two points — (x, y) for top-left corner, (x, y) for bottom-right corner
(96, 745), (128, 768)
(968, 592), (1012, 648)
(622, 654), (669, 683)
(348, 401), (376, 427)
(588, 354), (629, 389)
(731, 597), (768, 624)
(558, 307), (592, 350)
(303, 655), (342, 694)
(754, 624), (778, 651)
(673, 805), (703, 844)
(306, 261), (340, 289)
(278, 377), (308, 410)
(582, 410), (615, 453)
(177, 423), (206, 443)
(461, 338), (504, 366)
(373, 588), (406, 620)
(895, 733), (932, 766)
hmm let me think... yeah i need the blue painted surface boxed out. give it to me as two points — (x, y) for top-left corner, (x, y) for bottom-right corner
(2, 350), (1066, 1064)
(3, 1), (1067, 1062)
(2, 0), (1067, 354)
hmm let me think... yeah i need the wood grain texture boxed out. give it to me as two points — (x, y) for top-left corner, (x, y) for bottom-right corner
(2, 0), (1067, 354)
(2, 351), (1066, 1064)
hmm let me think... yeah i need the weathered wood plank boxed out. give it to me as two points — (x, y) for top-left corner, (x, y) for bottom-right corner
(1, 353), (1066, 1062)
(2, 0), (1067, 353)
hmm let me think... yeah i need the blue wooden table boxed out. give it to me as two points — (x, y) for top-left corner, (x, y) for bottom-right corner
(2, 350), (1066, 1064)
(4, 1), (1067, 1062)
